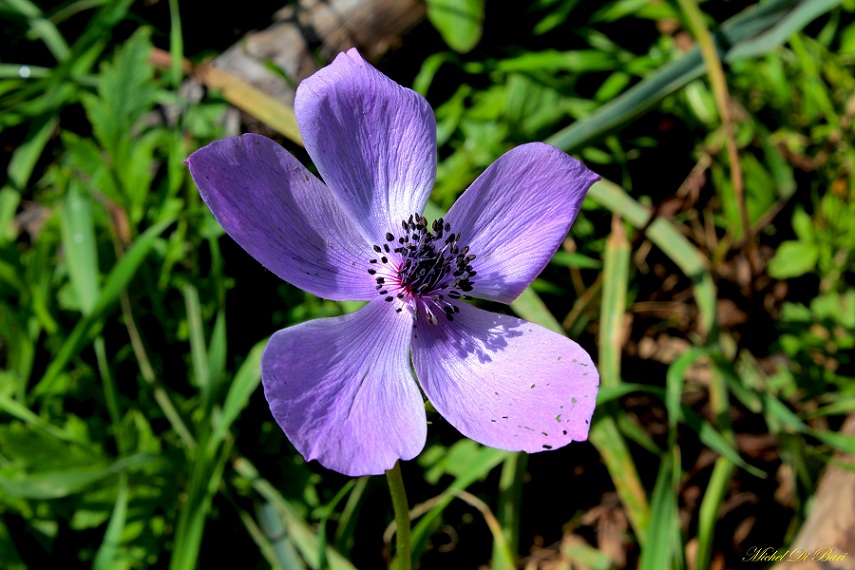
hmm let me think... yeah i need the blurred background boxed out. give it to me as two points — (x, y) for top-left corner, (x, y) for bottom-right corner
(1, 0), (854, 568)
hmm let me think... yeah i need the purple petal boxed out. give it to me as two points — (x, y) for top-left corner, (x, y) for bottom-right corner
(412, 302), (598, 453)
(445, 143), (599, 304)
(187, 134), (377, 301)
(262, 300), (425, 476)
(295, 49), (437, 243)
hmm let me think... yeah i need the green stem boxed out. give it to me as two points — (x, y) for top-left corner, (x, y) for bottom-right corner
(494, 452), (526, 569)
(94, 335), (126, 455)
(386, 461), (411, 570)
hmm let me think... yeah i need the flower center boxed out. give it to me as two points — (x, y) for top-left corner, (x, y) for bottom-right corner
(366, 213), (476, 325)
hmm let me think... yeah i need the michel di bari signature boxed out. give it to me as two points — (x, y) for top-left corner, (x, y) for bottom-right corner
(743, 546), (848, 563)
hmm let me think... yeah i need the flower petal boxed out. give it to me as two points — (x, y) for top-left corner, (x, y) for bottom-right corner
(295, 48), (437, 243)
(445, 143), (599, 304)
(412, 303), (598, 453)
(187, 134), (377, 301)
(262, 300), (425, 476)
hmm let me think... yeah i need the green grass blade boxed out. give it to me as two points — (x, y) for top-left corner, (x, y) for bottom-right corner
(317, 480), (356, 570)
(94, 335), (125, 453)
(638, 448), (680, 570)
(183, 284), (210, 392)
(166, 0), (184, 87)
(646, 217), (717, 336)
(615, 413), (662, 457)
(257, 502), (307, 570)
(695, 458), (735, 570)
(600, 216), (630, 389)
(169, 439), (233, 570)
(1, 115), (57, 243)
(563, 541), (617, 570)
(1, 0), (71, 61)
(728, 0), (845, 59)
(509, 287), (564, 333)
(34, 216), (175, 397)
(682, 406), (765, 478)
(588, 417), (650, 544)
(596, 383), (659, 404)
(334, 476), (369, 556)
(588, 179), (717, 336)
(65, 0), (134, 76)
(233, 457), (358, 570)
(0, 394), (77, 442)
(206, 309), (227, 398)
(208, 339), (265, 453)
(493, 452), (527, 569)
(92, 474), (129, 570)
(410, 447), (510, 560)
(589, 213), (651, 543)
(60, 178), (100, 314)
(0, 453), (159, 499)
(545, 0), (841, 152)
(666, 348), (706, 431)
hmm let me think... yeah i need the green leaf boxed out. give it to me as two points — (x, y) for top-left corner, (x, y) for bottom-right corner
(814, 431), (855, 454)
(92, 475), (129, 570)
(509, 287), (563, 334)
(169, 439), (232, 570)
(1, 0), (71, 61)
(497, 50), (617, 73)
(589, 417), (650, 545)
(60, 178), (100, 315)
(533, 0), (579, 35)
(208, 339), (265, 452)
(0, 453), (159, 499)
(411, 445), (509, 560)
(426, 0), (484, 53)
(638, 449), (680, 570)
(81, 27), (156, 160)
(666, 348), (706, 431)
(422, 439), (496, 484)
(233, 458), (358, 570)
(34, 216), (175, 397)
(767, 240), (819, 279)
(563, 542), (616, 570)
(0, 115), (58, 243)
(791, 207), (815, 243)
(546, 0), (844, 153)
(683, 407), (766, 478)
(550, 250), (602, 269)
(257, 502), (307, 570)
(600, 218), (630, 389)
(588, 179), (718, 336)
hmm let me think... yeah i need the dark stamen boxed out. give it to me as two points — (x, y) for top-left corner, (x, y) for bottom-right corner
(368, 214), (478, 311)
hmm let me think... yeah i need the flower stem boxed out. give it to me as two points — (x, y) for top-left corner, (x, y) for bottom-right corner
(386, 461), (411, 570)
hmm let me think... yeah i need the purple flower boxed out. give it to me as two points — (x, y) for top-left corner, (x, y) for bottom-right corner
(187, 49), (600, 476)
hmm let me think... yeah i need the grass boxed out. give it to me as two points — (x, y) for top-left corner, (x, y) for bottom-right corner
(0, 0), (854, 568)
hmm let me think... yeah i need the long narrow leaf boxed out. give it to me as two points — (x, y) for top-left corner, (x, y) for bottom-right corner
(233, 458), (358, 570)
(34, 216), (175, 397)
(92, 474), (129, 570)
(545, 0), (842, 152)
